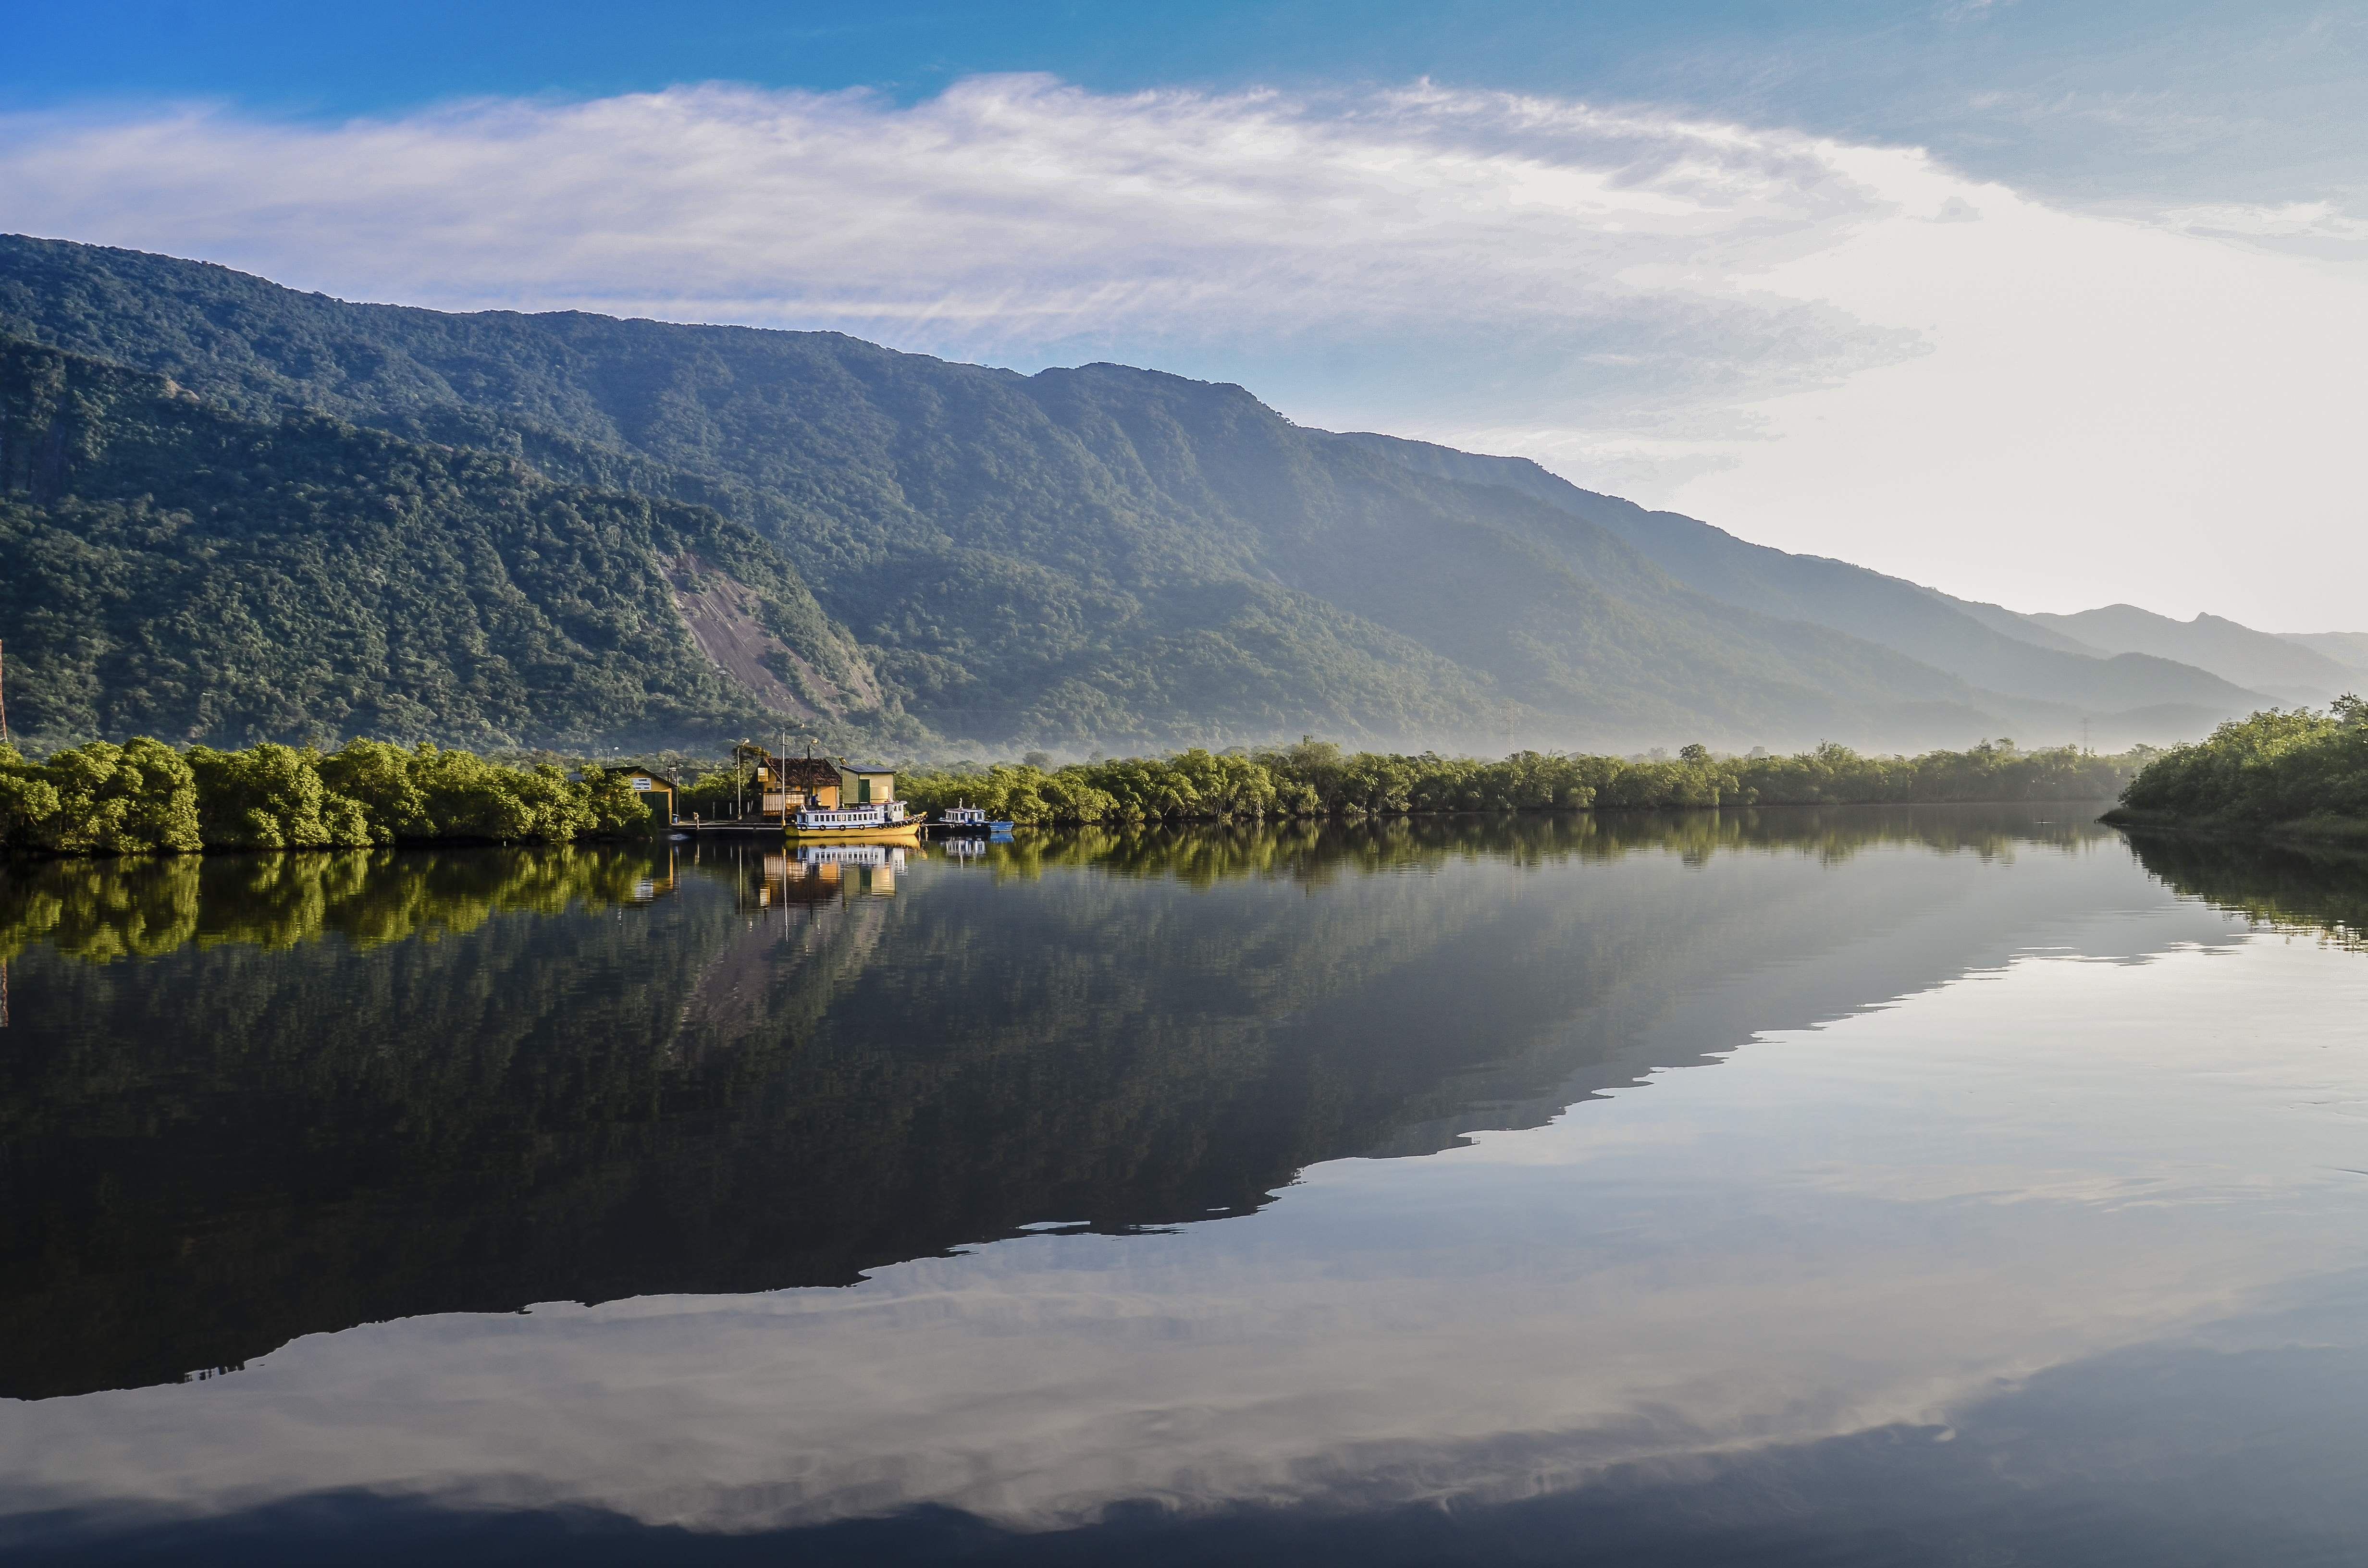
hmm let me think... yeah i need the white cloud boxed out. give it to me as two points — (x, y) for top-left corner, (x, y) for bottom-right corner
(2159, 198), (2368, 252)
(3, 76), (2364, 627)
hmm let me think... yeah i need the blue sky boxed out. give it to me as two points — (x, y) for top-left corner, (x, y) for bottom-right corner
(13, 1), (2359, 206)
(5, 3), (2365, 626)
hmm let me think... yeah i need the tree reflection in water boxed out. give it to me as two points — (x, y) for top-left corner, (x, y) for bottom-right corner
(3, 807), (2336, 1402)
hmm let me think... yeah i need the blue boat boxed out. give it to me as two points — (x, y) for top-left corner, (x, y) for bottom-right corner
(934, 802), (1015, 837)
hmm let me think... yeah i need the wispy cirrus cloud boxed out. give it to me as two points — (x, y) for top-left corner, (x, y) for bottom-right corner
(2160, 198), (2368, 250)
(2, 75), (2364, 625)
(0, 77), (1911, 399)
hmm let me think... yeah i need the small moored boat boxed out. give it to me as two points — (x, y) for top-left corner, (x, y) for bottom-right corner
(933, 802), (1016, 837)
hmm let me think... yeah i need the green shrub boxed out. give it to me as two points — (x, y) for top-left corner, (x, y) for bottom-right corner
(4, 737), (673, 855)
(577, 766), (665, 837)
(317, 739), (432, 839)
(899, 738), (2136, 826)
(187, 743), (376, 849)
(407, 747), (592, 842)
(2115, 700), (2368, 827)
(0, 738), (202, 852)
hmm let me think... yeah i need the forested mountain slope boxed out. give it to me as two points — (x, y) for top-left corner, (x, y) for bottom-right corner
(1339, 432), (2269, 723)
(0, 233), (2253, 753)
(0, 338), (887, 750)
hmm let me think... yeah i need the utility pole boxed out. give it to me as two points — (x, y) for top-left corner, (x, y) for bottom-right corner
(2080, 717), (2091, 754)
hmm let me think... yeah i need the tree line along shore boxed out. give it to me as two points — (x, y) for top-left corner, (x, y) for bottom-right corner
(0, 739), (655, 855)
(0, 733), (2148, 856)
(2102, 698), (2368, 842)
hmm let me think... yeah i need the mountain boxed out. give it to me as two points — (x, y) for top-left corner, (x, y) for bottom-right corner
(0, 233), (2271, 754)
(2029, 605), (2368, 707)
(1906, 594), (2104, 656)
(2281, 631), (2368, 677)
(1337, 433), (2271, 731)
(0, 338), (889, 751)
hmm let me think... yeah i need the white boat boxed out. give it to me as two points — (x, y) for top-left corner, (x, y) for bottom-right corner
(784, 797), (921, 844)
(797, 845), (906, 867)
(934, 802), (1015, 836)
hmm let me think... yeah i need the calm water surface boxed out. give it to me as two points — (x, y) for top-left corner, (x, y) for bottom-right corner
(4, 808), (2367, 1564)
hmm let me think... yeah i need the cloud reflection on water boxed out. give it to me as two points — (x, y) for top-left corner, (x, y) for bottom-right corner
(7, 911), (2362, 1544)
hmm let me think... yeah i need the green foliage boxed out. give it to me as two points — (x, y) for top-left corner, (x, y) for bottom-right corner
(0, 844), (656, 964)
(0, 335), (890, 753)
(2, 736), (672, 854)
(187, 743), (375, 848)
(0, 738), (201, 852)
(2112, 700), (2368, 830)
(314, 738), (432, 837)
(404, 748), (593, 843)
(676, 769), (747, 819)
(900, 739), (2138, 825)
(577, 765), (665, 837)
(1, 730), (2135, 854)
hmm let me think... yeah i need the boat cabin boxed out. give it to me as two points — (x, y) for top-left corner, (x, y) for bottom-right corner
(802, 843), (903, 894)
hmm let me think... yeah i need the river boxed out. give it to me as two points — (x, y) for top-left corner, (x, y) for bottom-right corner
(4, 807), (2365, 1563)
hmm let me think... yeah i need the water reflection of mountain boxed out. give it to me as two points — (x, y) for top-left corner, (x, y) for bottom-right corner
(0, 808), (2160, 1399)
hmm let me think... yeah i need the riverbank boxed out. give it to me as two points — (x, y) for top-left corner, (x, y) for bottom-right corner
(2100, 807), (2368, 846)
(3, 734), (2145, 856)
(901, 739), (2139, 827)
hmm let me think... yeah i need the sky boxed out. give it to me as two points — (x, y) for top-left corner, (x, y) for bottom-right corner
(3, 2), (2363, 628)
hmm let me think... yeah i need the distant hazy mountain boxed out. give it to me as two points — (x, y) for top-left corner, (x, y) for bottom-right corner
(0, 233), (2274, 755)
(2030, 605), (2368, 707)
(2281, 631), (2368, 679)
(1339, 434), (2268, 723)
(1915, 595), (2105, 657)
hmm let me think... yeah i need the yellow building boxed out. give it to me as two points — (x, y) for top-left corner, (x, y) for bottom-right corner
(617, 767), (678, 826)
(834, 763), (897, 806)
(748, 751), (844, 816)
